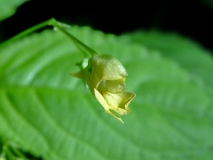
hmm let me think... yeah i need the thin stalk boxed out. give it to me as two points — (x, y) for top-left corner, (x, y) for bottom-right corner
(49, 18), (98, 56)
(0, 18), (98, 57)
(0, 19), (50, 49)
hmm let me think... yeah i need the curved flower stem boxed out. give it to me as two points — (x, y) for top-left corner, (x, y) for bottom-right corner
(0, 19), (50, 49)
(0, 18), (98, 57)
(49, 18), (98, 57)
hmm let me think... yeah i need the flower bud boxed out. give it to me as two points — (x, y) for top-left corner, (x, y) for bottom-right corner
(71, 54), (136, 123)
(50, 19), (135, 122)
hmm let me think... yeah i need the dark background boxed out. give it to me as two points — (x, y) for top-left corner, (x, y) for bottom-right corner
(1, 0), (213, 54)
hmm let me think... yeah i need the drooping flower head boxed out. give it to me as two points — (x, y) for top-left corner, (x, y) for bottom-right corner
(71, 54), (136, 123)
(52, 19), (135, 123)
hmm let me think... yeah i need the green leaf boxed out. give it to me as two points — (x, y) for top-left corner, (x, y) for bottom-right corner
(120, 31), (213, 98)
(200, 0), (213, 9)
(0, 26), (213, 160)
(0, 0), (26, 21)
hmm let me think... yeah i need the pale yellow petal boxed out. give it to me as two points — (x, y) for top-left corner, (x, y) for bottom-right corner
(103, 92), (135, 115)
(94, 88), (124, 123)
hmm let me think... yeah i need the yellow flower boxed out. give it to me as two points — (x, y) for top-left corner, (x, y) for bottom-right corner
(71, 54), (136, 123)
(50, 18), (135, 122)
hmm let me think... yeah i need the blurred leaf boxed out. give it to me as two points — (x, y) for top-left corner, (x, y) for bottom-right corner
(201, 0), (213, 9)
(0, 0), (26, 21)
(0, 26), (213, 160)
(120, 31), (213, 98)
